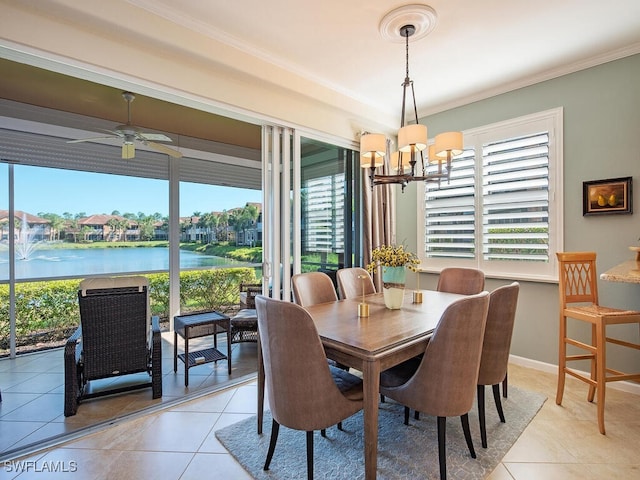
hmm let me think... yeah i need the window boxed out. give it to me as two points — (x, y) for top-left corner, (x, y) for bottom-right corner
(418, 108), (563, 281)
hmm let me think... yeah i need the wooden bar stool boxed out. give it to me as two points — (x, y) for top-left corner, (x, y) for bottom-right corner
(556, 251), (640, 434)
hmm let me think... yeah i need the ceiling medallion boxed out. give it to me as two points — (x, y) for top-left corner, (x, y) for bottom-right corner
(378, 4), (438, 43)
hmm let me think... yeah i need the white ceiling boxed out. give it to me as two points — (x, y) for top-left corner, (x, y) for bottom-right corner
(129, 0), (640, 118)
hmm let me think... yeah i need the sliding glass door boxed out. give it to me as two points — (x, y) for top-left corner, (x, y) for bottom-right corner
(261, 128), (361, 299)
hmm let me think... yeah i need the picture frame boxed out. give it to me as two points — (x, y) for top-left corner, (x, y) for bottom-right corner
(583, 176), (632, 216)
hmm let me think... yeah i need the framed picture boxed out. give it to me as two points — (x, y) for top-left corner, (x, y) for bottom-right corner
(583, 177), (632, 216)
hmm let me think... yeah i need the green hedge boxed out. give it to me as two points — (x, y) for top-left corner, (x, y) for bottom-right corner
(0, 267), (257, 350)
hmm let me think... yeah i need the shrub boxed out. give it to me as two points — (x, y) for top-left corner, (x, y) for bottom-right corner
(0, 267), (257, 352)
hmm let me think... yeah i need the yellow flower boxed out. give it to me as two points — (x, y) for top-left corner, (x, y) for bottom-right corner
(366, 244), (420, 273)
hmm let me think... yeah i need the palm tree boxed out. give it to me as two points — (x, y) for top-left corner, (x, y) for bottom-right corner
(218, 210), (229, 243)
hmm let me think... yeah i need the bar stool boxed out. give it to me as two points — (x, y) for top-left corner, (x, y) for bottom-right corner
(556, 251), (640, 434)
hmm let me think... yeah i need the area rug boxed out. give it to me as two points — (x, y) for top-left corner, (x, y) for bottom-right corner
(216, 385), (546, 479)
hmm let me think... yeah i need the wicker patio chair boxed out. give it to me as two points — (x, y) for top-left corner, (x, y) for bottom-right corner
(230, 282), (261, 343)
(64, 276), (162, 417)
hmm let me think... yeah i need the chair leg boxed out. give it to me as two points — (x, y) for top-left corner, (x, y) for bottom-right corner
(404, 406), (410, 425)
(588, 323), (597, 402)
(415, 410), (420, 420)
(337, 421), (343, 431)
(437, 416), (447, 480)
(263, 419), (280, 471)
(502, 372), (508, 398)
(595, 320), (607, 435)
(492, 383), (505, 423)
(461, 413), (476, 459)
(380, 394), (385, 403)
(477, 384), (487, 448)
(306, 430), (314, 480)
(320, 429), (326, 437)
(556, 314), (567, 405)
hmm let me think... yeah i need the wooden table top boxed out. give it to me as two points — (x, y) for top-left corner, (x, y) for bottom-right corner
(305, 289), (464, 358)
(600, 259), (640, 284)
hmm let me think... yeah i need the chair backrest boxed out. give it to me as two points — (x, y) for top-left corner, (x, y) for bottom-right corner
(240, 282), (262, 309)
(477, 282), (520, 386)
(556, 251), (599, 308)
(436, 267), (485, 295)
(336, 267), (376, 300)
(78, 276), (150, 379)
(291, 271), (338, 307)
(395, 291), (490, 418)
(255, 295), (360, 431)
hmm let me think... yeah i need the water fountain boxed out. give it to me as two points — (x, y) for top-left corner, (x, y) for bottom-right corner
(16, 213), (42, 260)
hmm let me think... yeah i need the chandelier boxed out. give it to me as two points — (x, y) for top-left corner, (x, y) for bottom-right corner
(360, 10), (463, 191)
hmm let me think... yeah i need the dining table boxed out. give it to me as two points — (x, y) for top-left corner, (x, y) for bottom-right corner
(256, 289), (465, 480)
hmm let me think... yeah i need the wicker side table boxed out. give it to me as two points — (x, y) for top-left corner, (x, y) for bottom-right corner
(174, 311), (231, 387)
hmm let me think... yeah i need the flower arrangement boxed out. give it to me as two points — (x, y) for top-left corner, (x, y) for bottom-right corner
(366, 244), (420, 273)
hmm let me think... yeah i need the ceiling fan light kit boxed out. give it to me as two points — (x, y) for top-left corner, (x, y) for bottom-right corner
(361, 4), (463, 191)
(68, 91), (182, 159)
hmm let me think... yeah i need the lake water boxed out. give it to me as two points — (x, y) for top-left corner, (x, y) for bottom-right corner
(0, 247), (252, 281)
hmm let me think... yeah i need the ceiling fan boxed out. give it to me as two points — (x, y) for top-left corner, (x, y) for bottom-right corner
(67, 91), (183, 159)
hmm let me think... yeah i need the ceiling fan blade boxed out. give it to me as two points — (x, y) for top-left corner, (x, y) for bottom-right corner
(146, 141), (183, 158)
(67, 135), (115, 143)
(139, 132), (172, 142)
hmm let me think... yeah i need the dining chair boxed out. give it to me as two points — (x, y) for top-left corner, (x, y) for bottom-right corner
(403, 266), (488, 414)
(379, 291), (490, 480)
(336, 267), (376, 300)
(556, 251), (640, 434)
(477, 282), (519, 448)
(437, 267), (485, 295)
(291, 271), (347, 370)
(255, 295), (364, 480)
(435, 267), (513, 400)
(291, 271), (339, 306)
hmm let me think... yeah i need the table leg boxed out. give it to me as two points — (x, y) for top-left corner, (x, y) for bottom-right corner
(226, 319), (232, 375)
(173, 330), (178, 373)
(184, 326), (189, 387)
(257, 334), (265, 434)
(363, 360), (380, 480)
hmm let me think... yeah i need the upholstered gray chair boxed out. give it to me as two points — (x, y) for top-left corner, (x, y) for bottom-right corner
(477, 282), (519, 448)
(437, 267), (485, 295)
(256, 295), (364, 480)
(379, 291), (489, 480)
(436, 267), (507, 400)
(291, 271), (338, 306)
(400, 266), (487, 416)
(291, 271), (346, 370)
(336, 267), (376, 300)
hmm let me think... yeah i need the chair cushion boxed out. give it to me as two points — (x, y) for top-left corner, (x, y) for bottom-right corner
(231, 309), (258, 325)
(379, 357), (421, 388)
(329, 365), (364, 401)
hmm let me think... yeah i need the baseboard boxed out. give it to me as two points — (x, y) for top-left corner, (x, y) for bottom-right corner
(508, 354), (640, 396)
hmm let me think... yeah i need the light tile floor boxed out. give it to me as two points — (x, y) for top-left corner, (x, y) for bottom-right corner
(0, 332), (258, 459)
(2, 361), (640, 479)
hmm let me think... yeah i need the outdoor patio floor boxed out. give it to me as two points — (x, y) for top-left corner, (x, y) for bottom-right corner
(0, 331), (258, 459)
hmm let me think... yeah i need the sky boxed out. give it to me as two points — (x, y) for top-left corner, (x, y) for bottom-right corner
(4, 164), (262, 218)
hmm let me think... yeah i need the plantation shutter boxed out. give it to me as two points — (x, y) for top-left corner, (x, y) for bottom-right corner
(419, 108), (562, 281)
(424, 149), (476, 258)
(482, 133), (550, 262)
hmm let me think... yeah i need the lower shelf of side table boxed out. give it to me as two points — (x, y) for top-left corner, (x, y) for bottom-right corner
(178, 347), (227, 369)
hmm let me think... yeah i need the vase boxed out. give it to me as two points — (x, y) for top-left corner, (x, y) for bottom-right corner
(382, 266), (406, 309)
